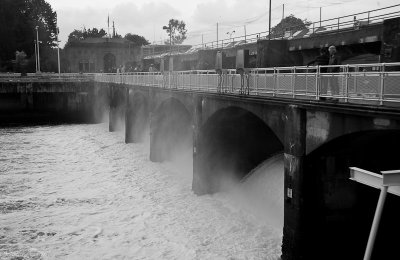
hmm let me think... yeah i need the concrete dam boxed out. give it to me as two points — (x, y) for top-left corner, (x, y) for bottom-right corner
(1, 72), (400, 260)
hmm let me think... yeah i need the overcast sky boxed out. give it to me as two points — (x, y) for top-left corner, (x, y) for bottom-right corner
(46, 0), (399, 48)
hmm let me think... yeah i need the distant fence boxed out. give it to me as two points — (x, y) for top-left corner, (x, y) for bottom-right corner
(144, 4), (400, 58)
(0, 73), (94, 83)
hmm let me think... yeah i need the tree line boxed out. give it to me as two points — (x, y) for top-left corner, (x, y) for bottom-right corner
(0, 0), (308, 73)
(65, 28), (150, 48)
(0, 0), (152, 73)
(0, 0), (57, 72)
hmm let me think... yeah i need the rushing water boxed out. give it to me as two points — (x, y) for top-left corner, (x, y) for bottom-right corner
(0, 123), (283, 260)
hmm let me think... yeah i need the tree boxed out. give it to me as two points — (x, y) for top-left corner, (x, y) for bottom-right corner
(124, 33), (149, 46)
(14, 51), (29, 75)
(164, 19), (187, 45)
(85, 28), (107, 38)
(270, 14), (311, 38)
(26, 0), (58, 47)
(0, 0), (57, 72)
(65, 27), (107, 47)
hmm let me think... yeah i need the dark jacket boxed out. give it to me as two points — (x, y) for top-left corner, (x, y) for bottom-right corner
(328, 55), (340, 73)
(308, 53), (329, 72)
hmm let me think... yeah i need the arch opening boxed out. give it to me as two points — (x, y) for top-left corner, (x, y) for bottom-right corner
(126, 93), (149, 143)
(304, 130), (400, 260)
(109, 86), (126, 132)
(104, 53), (116, 73)
(197, 106), (284, 194)
(151, 98), (192, 163)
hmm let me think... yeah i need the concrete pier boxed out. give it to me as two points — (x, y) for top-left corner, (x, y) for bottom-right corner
(3, 76), (400, 259)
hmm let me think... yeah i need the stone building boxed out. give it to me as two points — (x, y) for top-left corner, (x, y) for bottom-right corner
(64, 37), (142, 73)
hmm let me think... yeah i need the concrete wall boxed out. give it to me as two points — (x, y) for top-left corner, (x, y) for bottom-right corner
(0, 81), (107, 124)
(91, 82), (400, 259)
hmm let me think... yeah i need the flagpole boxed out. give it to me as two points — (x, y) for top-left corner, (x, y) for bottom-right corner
(107, 14), (110, 37)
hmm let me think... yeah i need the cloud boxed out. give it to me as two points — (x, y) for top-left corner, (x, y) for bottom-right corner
(57, 1), (181, 47)
(192, 0), (267, 27)
(111, 2), (180, 27)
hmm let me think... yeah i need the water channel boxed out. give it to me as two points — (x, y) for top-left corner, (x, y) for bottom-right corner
(0, 123), (283, 260)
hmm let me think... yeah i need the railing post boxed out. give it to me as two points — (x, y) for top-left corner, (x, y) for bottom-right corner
(316, 66), (320, 100)
(273, 67), (277, 97)
(338, 18), (340, 30)
(292, 67), (296, 98)
(379, 63), (385, 105)
(168, 71), (171, 89)
(344, 65), (349, 103)
(305, 68), (308, 97)
(255, 70), (259, 95)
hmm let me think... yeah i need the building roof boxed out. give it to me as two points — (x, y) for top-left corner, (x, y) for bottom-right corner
(65, 37), (132, 48)
(80, 37), (130, 44)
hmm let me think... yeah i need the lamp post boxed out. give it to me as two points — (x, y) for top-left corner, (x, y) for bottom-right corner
(226, 30), (235, 42)
(35, 26), (41, 73)
(268, 0), (272, 40)
(57, 27), (60, 75)
(34, 40), (38, 72)
(162, 24), (172, 54)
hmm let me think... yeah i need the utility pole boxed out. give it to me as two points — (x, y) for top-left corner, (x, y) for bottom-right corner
(162, 24), (172, 54)
(34, 40), (38, 72)
(57, 27), (60, 74)
(268, 0), (272, 40)
(226, 30), (235, 42)
(282, 4), (285, 20)
(217, 22), (219, 48)
(320, 7), (322, 27)
(35, 26), (41, 73)
(244, 25), (247, 42)
(107, 14), (110, 38)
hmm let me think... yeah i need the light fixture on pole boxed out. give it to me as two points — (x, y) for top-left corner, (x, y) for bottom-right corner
(349, 167), (400, 260)
(57, 27), (60, 75)
(268, 0), (272, 40)
(34, 40), (38, 72)
(162, 24), (173, 73)
(162, 25), (172, 55)
(226, 30), (235, 42)
(35, 26), (41, 73)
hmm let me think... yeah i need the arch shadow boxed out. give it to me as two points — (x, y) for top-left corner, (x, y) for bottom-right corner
(150, 98), (193, 162)
(126, 92), (149, 143)
(195, 106), (284, 194)
(303, 130), (400, 260)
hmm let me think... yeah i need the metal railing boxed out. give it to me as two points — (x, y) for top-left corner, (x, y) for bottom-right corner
(143, 4), (400, 58)
(0, 73), (95, 82)
(94, 63), (400, 106)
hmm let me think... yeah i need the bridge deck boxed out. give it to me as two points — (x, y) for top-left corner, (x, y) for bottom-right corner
(94, 62), (400, 108)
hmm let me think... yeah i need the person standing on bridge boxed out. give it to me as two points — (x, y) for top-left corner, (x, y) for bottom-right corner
(307, 48), (329, 98)
(328, 45), (340, 98)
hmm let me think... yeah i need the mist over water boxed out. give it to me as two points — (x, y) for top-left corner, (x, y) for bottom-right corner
(0, 123), (282, 260)
(217, 154), (284, 229)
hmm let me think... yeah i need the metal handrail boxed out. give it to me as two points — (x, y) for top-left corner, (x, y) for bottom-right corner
(94, 62), (400, 107)
(143, 4), (400, 58)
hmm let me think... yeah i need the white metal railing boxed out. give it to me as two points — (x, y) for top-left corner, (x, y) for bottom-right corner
(94, 63), (400, 106)
(144, 4), (400, 57)
(0, 72), (94, 82)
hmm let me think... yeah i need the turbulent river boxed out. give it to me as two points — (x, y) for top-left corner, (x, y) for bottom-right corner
(0, 123), (283, 260)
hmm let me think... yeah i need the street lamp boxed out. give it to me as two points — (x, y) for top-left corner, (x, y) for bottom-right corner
(162, 25), (172, 54)
(56, 27), (61, 75)
(226, 30), (235, 42)
(35, 26), (41, 73)
(34, 40), (38, 72)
